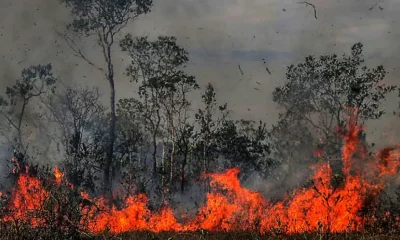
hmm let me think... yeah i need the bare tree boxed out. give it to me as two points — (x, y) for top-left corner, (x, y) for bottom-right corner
(44, 86), (104, 188)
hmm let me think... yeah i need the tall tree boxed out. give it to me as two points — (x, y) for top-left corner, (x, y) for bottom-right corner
(0, 64), (56, 177)
(272, 42), (396, 183)
(59, 0), (153, 194)
(116, 98), (148, 195)
(161, 71), (198, 185)
(120, 35), (199, 186)
(194, 83), (229, 173)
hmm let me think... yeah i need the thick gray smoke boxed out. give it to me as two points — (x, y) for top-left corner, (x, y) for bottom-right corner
(1, 0), (399, 143)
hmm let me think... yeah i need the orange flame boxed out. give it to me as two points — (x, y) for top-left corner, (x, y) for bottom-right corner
(0, 119), (399, 234)
(3, 174), (49, 227)
(54, 167), (64, 185)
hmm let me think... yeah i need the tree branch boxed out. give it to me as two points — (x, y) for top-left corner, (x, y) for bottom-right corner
(0, 111), (19, 131)
(56, 29), (105, 73)
(298, 1), (318, 19)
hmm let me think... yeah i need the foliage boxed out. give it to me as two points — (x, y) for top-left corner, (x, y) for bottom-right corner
(62, 0), (152, 36)
(0, 64), (57, 144)
(214, 119), (272, 178)
(271, 43), (396, 186)
(0, 64), (57, 180)
(193, 83), (229, 174)
(274, 43), (395, 124)
(273, 43), (396, 152)
(120, 35), (199, 189)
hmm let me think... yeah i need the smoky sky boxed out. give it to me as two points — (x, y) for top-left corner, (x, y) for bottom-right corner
(0, 0), (399, 150)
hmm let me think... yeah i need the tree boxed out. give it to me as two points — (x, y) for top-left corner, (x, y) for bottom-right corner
(272, 42), (396, 183)
(59, 0), (153, 194)
(116, 98), (148, 195)
(0, 64), (56, 150)
(116, 99), (146, 166)
(120, 35), (199, 187)
(268, 113), (315, 190)
(175, 122), (194, 192)
(194, 83), (229, 173)
(44, 86), (104, 189)
(0, 64), (56, 177)
(214, 119), (271, 178)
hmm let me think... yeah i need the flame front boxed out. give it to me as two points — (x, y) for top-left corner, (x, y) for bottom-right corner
(1, 120), (399, 235)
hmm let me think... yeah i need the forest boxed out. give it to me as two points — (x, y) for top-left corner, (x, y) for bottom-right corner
(0, 0), (399, 239)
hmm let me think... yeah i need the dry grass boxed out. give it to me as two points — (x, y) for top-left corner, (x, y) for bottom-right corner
(113, 231), (400, 240)
(0, 227), (399, 240)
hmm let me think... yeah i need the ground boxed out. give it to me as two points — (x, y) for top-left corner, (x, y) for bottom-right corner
(1, 230), (400, 240)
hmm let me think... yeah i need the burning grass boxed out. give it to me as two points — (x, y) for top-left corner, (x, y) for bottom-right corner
(0, 118), (399, 239)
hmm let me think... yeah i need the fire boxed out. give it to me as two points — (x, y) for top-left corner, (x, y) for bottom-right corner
(2, 174), (49, 227)
(377, 147), (400, 179)
(11, 157), (18, 174)
(0, 119), (399, 235)
(54, 167), (64, 184)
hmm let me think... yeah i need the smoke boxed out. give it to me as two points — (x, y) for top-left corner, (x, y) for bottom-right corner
(1, 0), (399, 123)
(0, 142), (13, 189)
(170, 183), (206, 220)
(0, 0), (70, 167)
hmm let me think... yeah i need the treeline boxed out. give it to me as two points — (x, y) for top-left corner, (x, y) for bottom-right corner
(0, 0), (398, 203)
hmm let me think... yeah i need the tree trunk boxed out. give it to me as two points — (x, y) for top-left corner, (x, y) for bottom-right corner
(152, 131), (157, 176)
(180, 146), (188, 193)
(203, 143), (210, 193)
(104, 46), (116, 197)
(170, 127), (175, 183)
(152, 109), (162, 177)
(17, 100), (27, 151)
(203, 144), (207, 172)
(161, 141), (165, 187)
